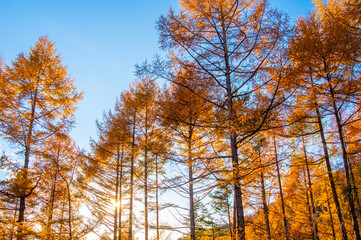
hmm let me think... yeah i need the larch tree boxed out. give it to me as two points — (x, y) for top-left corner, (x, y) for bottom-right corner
(161, 66), (215, 240)
(133, 76), (161, 240)
(86, 98), (133, 240)
(0, 36), (82, 237)
(288, 8), (361, 239)
(288, 121), (321, 240)
(156, 1), (290, 238)
(34, 132), (86, 240)
(120, 86), (140, 240)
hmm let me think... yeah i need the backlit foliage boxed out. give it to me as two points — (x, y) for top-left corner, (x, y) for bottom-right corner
(1, 0), (361, 239)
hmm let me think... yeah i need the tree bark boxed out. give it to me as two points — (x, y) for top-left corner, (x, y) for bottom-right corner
(259, 149), (271, 240)
(66, 179), (72, 240)
(128, 115), (136, 240)
(113, 146), (121, 240)
(144, 105), (149, 240)
(328, 81), (361, 239)
(273, 136), (290, 240)
(155, 155), (160, 240)
(260, 170), (271, 240)
(47, 164), (59, 240)
(302, 136), (320, 240)
(314, 105), (348, 240)
(188, 139), (196, 240)
(118, 144), (124, 240)
(325, 182), (337, 240)
(303, 171), (315, 239)
(18, 84), (39, 227)
(222, 26), (245, 240)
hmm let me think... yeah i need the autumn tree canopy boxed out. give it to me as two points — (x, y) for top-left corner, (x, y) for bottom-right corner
(1, 1), (361, 240)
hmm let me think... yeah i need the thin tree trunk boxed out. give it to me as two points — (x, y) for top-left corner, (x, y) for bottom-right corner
(114, 146), (121, 240)
(188, 139), (196, 240)
(328, 86), (361, 239)
(118, 144), (124, 240)
(47, 166), (58, 240)
(221, 9), (245, 240)
(273, 136), (290, 240)
(325, 182), (337, 240)
(260, 170), (271, 240)
(17, 84), (39, 240)
(349, 161), (361, 216)
(66, 180), (72, 240)
(144, 106), (149, 240)
(59, 170), (73, 240)
(303, 170), (315, 239)
(314, 105), (348, 240)
(309, 74), (348, 240)
(128, 115), (136, 240)
(18, 84), (39, 227)
(259, 150), (271, 240)
(302, 135), (319, 240)
(155, 155), (160, 240)
(59, 195), (66, 239)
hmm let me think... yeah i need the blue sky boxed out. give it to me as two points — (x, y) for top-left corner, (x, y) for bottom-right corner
(0, 0), (313, 151)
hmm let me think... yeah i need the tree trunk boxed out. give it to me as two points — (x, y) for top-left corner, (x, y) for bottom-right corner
(260, 170), (271, 240)
(18, 85), (39, 227)
(17, 84), (39, 240)
(328, 84), (360, 239)
(303, 171), (315, 239)
(188, 140), (196, 240)
(59, 170), (73, 240)
(302, 136), (320, 240)
(47, 166), (58, 240)
(59, 195), (66, 239)
(349, 161), (361, 217)
(273, 136), (290, 240)
(155, 155), (160, 240)
(259, 150), (271, 240)
(144, 107), (149, 240)
(114, 146), (121, 240)
(66, 180), (72, 240)
(314, 105), (348, 240)
(220, 10), (245, 240)
(325, 182), (337, 240)
(128, 115), (136, 240)
(118, 144), (124, 240)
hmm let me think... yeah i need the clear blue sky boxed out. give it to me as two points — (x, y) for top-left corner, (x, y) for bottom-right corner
(0, 0), (313, 151)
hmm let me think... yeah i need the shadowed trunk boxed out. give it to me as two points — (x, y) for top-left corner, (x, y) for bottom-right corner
(302, 135), (319, 240)
(273, 136), (289, 240)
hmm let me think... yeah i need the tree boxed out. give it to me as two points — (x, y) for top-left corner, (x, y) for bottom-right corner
(133, 76), (162, 240)
(161, 66), (215, 240)
(209, 183), (233, 238)
(156, 1), (289, 238)
(288, 9), (361, 239)
(0, 36), (82, 236)
(34, 133), (87, 240)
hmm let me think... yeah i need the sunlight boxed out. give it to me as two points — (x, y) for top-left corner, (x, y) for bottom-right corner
(111, 198), (121, 208)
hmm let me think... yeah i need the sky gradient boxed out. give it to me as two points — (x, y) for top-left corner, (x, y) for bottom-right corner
(0, 0), (313, 151)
